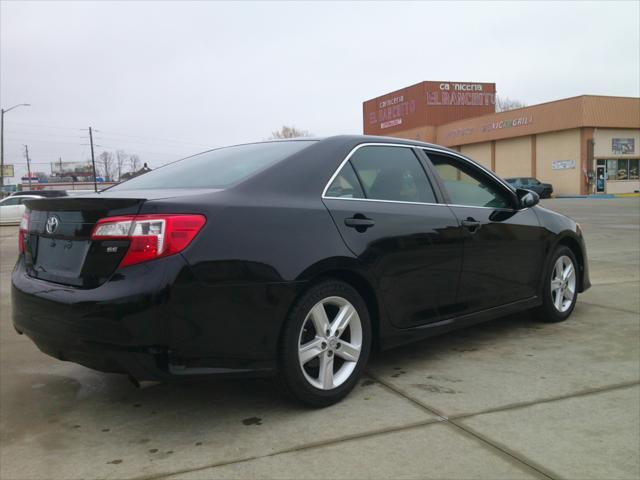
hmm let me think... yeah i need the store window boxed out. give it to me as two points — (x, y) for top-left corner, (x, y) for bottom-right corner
(606, 159), (640, 180)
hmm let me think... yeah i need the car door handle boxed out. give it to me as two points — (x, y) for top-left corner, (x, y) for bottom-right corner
(344, 216), (375, 230)
(461, 217), (481, 234)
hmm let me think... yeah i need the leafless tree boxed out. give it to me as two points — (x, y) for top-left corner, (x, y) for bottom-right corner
(115, 150), (128, 181)
(129, 154), (141, 173)
(495, 96), (527, 112)
(98, 151), (115, 181)
(270, 125), (312, 139)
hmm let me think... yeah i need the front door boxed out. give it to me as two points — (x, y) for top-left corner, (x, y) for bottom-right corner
(596, 165), (606, 193)
(423, 150), (545, 314)
(323, 144), (464, 328)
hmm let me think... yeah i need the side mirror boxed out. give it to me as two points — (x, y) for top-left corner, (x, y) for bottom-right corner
(517, 188), (539, 208)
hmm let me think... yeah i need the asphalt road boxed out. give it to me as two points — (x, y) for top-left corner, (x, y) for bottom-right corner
(1, 198), (638, 480)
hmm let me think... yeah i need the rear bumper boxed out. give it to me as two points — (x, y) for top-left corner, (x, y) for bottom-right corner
(12, 255), (301, 381)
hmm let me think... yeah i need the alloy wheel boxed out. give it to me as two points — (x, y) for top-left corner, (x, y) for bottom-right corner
(550, 255), (576, 313)
(297, 296), (362, 390)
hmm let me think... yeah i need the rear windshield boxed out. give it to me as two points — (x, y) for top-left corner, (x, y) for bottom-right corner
(110, 140), (316, 190)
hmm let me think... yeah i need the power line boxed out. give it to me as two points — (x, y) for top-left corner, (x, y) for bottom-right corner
(4, 138), (86, 146)
(96, 145), (188, 157)
(96, 135), (207, 150)
(4, 130), (86, 138)
(2, 161), (62, 165)
(4, 121), (83, 131)
(6, 122), (211, 148)
(94, 129), (211, 148)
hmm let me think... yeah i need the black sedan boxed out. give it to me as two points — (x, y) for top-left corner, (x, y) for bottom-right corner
(504, 177), (554, 198)
(12, 136), (590, 407)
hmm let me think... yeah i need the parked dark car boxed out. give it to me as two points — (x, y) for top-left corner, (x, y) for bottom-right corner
(505, 177), (553, 198)
(13, 136), (589, 406)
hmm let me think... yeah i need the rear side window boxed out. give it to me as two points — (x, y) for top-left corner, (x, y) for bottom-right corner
(342, 146), (436, 203)
(325, 162), (365, 199)
(111, 141), (316, 190)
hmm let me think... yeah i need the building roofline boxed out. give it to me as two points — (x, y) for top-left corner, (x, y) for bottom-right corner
(363, 79), (497, 104)
(427, 94), (640, 147)
(439, 94), (639, 125)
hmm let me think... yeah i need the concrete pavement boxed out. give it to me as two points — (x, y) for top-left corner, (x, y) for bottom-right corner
(0, 197), (638, 479)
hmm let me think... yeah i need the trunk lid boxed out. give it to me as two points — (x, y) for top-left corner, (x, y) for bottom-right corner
(22, 189), (215, 288)
(24, 196), (144, 288)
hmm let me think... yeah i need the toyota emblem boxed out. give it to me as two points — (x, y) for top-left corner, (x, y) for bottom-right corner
(45, 215), (60, 234)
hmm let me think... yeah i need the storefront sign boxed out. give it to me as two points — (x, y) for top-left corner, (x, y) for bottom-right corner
(426, 91), (496, 106)
(1, 165), (14, 177)
(612, 138), (635, 155)
(445, 128), (475, 139)
(363, 80), (496, 135)
(369, 96), (416, 129)
(552, 159), (576, 170)
(480, 116), (534, 133)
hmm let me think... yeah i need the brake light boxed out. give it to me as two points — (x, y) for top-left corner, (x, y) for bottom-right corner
(19, 211), (30, 254)
(91, 214), (206, 267)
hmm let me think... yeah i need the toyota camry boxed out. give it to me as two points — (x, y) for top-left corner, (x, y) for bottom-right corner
(12, 135), (590, 406)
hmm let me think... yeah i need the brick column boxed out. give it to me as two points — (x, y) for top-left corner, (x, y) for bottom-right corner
(531, 135), (537, 177)
(580, 128), (595, 195)
(491, 140), (496, 172)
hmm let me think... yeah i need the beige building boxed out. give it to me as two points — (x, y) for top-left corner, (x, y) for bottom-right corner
(365, 92), (640, 196)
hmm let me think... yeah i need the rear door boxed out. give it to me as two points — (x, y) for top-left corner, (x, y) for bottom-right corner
(422, 150), (545, 313)
(322, 144), (464, 328)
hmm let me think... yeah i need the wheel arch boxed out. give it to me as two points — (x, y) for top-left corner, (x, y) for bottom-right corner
(554, 233), (586, 292)
(281, 268), (384, 352)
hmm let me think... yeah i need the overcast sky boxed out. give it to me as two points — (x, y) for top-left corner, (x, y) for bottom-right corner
(1, 0), (639, 182)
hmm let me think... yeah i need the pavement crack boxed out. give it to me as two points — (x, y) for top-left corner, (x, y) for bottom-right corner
(363, 371), (640, 480)
(576, 301), (640, 315)
(129, 418), (443, 480)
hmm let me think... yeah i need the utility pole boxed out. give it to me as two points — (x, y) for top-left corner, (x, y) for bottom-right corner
(24, 145), (32, 190)
(59, 157), (63, 181)
(0, 103), (31, 192)
(89, 127), (97, 192)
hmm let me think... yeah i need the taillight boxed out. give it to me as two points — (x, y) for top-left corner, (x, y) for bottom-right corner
(19, 211), (30, 254)
(91, 214), (206, 267)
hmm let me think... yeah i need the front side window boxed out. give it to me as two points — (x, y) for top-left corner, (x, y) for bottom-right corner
(110, 140), (316, 190)
(345, 146), (436, 203)
(426, 152), (512, 209)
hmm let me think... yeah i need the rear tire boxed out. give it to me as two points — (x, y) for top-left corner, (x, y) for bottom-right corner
(277, 280), (372, 407)
(532, 245), (578, 322)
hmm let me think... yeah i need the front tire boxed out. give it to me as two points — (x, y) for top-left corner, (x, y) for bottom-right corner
(277, 280), (372, 407)
(533, 245), (578, 322)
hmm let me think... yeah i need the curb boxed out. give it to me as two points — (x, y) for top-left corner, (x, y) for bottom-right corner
(554, 193), (640, 199)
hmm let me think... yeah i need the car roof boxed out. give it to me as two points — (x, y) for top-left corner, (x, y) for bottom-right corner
(220, 135), (457, 151)
(319, 134), (459, 152)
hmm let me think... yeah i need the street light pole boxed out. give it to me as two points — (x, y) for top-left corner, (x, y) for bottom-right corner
(1, 103), (31, 192)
